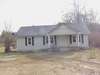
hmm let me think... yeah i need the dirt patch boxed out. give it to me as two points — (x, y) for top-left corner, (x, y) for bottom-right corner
(0, 50), (100, 75)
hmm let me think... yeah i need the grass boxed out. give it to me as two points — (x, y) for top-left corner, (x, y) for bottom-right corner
(0, 46), (99, 60)
(65, 49), (99, 61)
(0, 47), (99, 75)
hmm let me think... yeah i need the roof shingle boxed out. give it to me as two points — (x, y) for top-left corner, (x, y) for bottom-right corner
(16, 23), (89, 37)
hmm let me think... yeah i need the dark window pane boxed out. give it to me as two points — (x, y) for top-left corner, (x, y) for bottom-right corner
(25, 37), (27, 46)
(81, 34), (84, 43)
(43, 36), (45, 45)
(28, 38), (31, 44)
(54, 35), (56, 45)
(73, 36), (76, 42)
(46, 36), (48, 43)
(32, 37), (34, 46)
(69, 35), (72, 44)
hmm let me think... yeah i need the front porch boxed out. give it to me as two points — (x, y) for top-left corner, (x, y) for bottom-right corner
(46, 24), (89, 50)
(47, 34), (87, 49)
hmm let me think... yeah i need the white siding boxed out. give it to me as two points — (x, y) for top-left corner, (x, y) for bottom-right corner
(16, 36), (49, 51)
(81, 35), (89, 48)
(34, 36), (49, 49)
(65, 34), (89, 48)
(76, 34), (89, 48)
(16, 34), (89, 51)
(56, 35), (69, 48)
(50, 25), (76, 35)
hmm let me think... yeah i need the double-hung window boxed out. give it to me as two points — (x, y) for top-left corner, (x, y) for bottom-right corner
(25, 37), (27, 46)
(43, 35), (56, 45)
(28, 38), (31, 44)
(54, 35), (56, 45)
(81, 34), (84, 43)
(50, 35), (56, 45)
(43, 36), (48, 45)
(69, 35), (76, 44)
(69, 35), (72, 44)
(46, 36), (48, 44)
(25, 36), (34, 46)
(73, 36), (76, 42)
(43, 36), (45, 45)
(32, 37), (34, 46)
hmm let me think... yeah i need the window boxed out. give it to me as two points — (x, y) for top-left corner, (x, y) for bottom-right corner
(43, 36), (56, 45)
(69, 35), (72, 44)
(43, 36), (45, 45)
(69, 35), (76, 44)
(25, 37), (34, 46)
(81, 34), (84, 43)
(54, 35), (56, 45)
(28, 38), (31, 44)
(25, 37), (27, 46)
(73, 36), (76, 42)
(50, 36), (53, 43)
(32, 37), (34, 46)
(43, 36), (49, 45)
(46, 36), (48, 43)
(50, 35), (57, 45)
(79, 35), (81, 42)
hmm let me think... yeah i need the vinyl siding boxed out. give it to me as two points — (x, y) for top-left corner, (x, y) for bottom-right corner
(16, 34), (89, 51)
(16, 36), (49, 51)
(56, 35), (69, 48)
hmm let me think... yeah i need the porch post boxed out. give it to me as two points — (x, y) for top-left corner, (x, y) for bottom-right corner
(77, 34), (79, 47)
(48, 35), (51, 48)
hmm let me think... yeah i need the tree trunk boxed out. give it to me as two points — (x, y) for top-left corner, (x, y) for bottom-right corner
(4, 37), (11, 53)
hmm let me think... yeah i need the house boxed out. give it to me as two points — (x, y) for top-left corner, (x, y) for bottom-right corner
(16, 22), (89, 51)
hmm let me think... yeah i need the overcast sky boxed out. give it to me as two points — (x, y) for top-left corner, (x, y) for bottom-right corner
(0, 0), (100, 33)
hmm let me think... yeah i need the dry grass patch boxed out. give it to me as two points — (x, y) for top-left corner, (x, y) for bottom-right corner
(0, 48), (99, 75)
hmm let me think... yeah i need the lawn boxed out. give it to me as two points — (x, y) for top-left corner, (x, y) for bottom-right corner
(0, 48), (100, 75)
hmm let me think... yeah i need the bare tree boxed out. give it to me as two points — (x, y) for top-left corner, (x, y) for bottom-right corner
(63, 0), (98, 50)
(63, 0), (97, 24)
(63, 12), (75, 24)
(1, 22), (13, 53)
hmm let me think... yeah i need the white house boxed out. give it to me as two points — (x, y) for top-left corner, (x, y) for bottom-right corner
(16, 22), (89, 51)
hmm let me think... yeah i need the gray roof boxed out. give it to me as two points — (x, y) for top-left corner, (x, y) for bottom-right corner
(17, 25), (56, 36)
(67, 23), (90, 34)
(16, 23), (89, 37)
